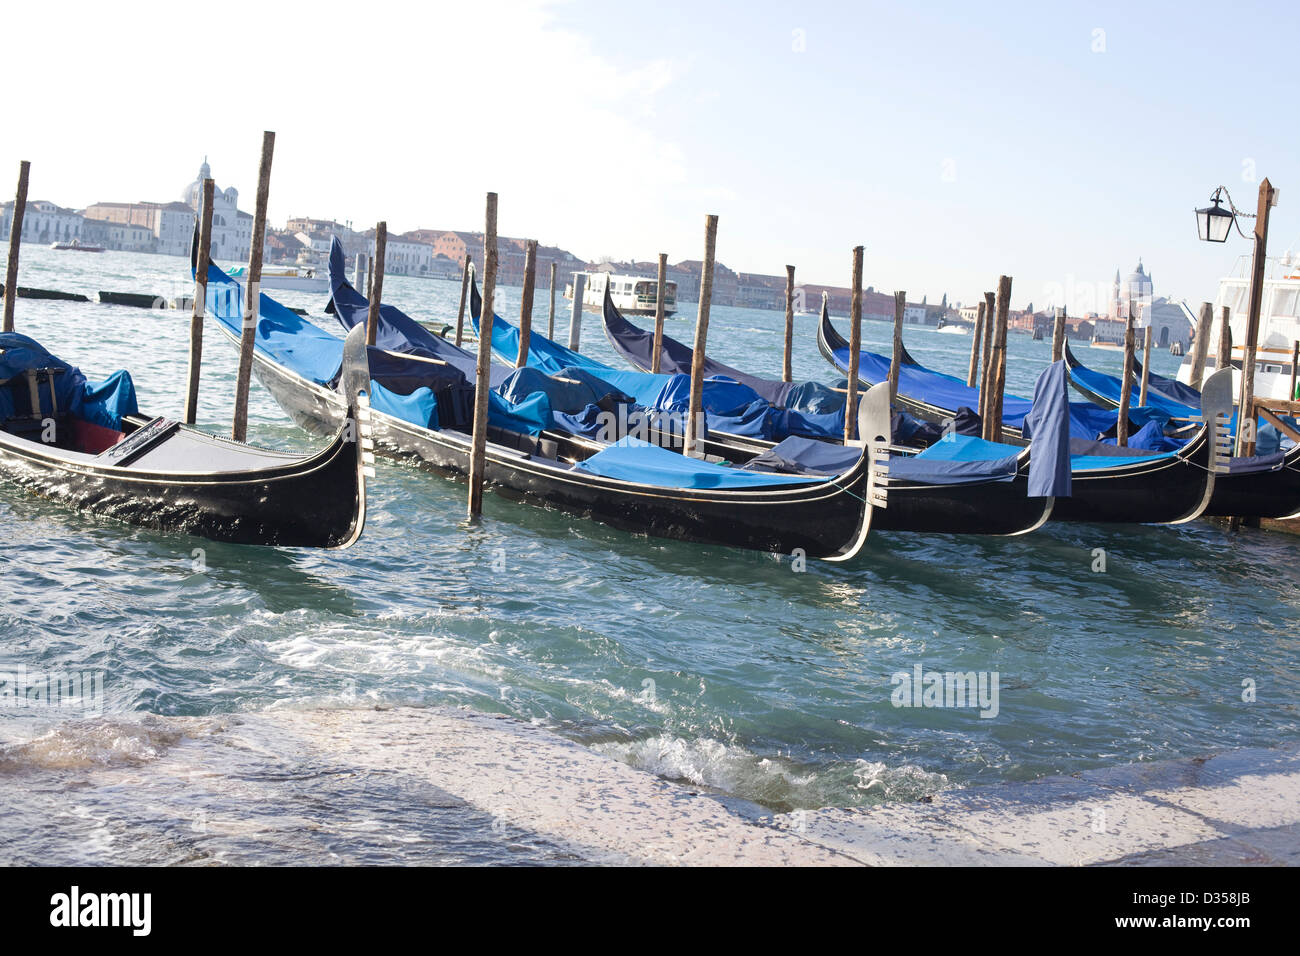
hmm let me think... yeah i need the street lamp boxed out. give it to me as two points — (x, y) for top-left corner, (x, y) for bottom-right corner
(1194, 180), (1278, 462)
(1194, 188), (1235, 243)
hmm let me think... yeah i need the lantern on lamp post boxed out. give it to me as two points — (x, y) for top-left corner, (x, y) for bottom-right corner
(1195, 181), (1278, 461)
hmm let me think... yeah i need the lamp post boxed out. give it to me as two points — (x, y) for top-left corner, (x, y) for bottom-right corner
(1195, 180), (1279, 457)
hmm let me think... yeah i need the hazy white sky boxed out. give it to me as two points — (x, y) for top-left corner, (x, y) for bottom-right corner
(2, 0), (1296, 311)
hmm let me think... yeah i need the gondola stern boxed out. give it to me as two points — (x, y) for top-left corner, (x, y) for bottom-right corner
(822, 382), (891, 562)
(330, 323), (373, 549)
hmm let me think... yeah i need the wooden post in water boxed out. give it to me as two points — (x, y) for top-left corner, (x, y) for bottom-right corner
(978, 290), (996, 428)
(3, 160), (30, 333)
(684, 215), (719, 459)
(1290, 341), (1299, 401)
(1217, 305), (1233, 374)
(1188, 301), (1213, 390)
(652, 253), (668, 374)
(782, 264), (795, 382)
(355, 253), (368, 294)
(1051, 307), (1067, 363)
(1139, 325), (1153, 407)
(547, 261), (557, 340)
(1237, 178), (1275, 458)
(468, 193), (498, 518)
(567, 273), (585, 351)
(454, 254), (470, 347)
(843, 246), (864, 445)
(365, 223), (387, 347)
(232, 131), (275, 443)
(888, 290), (905, 405)
(984, 278), (1011, 441)
(515, 239), (537, 368)
(183, 178), (215, 425)
(966, 300), (985, 387)
(1117, 308), (1136, 447)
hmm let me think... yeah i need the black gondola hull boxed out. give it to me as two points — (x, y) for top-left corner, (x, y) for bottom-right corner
(235, 330), (879, 560)
(0, 426), (365, 547)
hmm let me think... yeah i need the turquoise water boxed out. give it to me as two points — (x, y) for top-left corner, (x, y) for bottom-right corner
(2, 246), (1298, 853)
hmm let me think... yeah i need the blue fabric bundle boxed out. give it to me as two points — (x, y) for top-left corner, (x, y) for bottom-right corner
(0, 332), (138, 430)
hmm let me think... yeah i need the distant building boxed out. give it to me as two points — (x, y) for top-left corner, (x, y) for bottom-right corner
(181, 159), (253, 262)
(1, 200), (85, 244)
(81, 218), (154, 252)
(81, 200), (196, 256)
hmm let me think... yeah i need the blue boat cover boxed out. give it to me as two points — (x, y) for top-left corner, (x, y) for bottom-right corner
(0, 332), (138, 430)
(471, 278), (847, 440)
(891, 433), (1022, 484)
(495, 365), (633, 414)
(1141, 363), (1204, 410)
(1227, 450), (1287, 475)
(1069, 359), (1199, 419)
(573, 436), (825, 489)
(1022, 361), (1071, 498)
(742, 435), (863, 476)
(325, 239), (512, 389)
(599, 291), (801, 407)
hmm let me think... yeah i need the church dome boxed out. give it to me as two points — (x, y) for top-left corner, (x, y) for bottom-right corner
(181, 158), (213, 204)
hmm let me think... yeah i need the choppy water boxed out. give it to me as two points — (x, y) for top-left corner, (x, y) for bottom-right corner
(2, 245), (1297, 863)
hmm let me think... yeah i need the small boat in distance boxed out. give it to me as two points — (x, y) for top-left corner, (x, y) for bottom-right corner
(566, 271), (676, 316)
(227, 265), (329, 294)
(50, 239), (104, 252)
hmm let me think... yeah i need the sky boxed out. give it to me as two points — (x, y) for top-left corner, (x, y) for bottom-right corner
(2, 0), (1297, 312)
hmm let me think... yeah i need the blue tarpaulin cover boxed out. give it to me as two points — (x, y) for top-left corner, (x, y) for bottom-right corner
(891, 433), (1022, 484)
(471, 278), (847, 440)
(1023, 361), (1072, 498)
(0, 332), (138, 431)
(574, 436), (826, 489)
(1068, 359), (1199, 419)
(599, 292), (804, 407)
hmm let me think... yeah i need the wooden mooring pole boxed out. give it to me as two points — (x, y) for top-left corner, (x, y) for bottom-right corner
(652, 253), (668, 374)
(984, 279), (1011, 441)
(978, 290), (995, 431)
(547, 260), (557, 340)
(468, 193), (498, 518)
(782, 264), (795, 382)
(1217, 305), (1233, 374)
(684, 215), (719, 459)
(3, 160), (30, 333)
(567, 273), (585, 351)
(1188, 301), (1213, 390)
(966, 300), (985, 388)
(1052, 307), (1067, 363)
(355, 253), (368, 296)
(516, 239), (537, 368)
(1117, 308), (1136, 447)
(843, 247), (864, 445)
(1237, 178), (1275, 458)
(1139, 325), (1153, 407)
(888, 290), (905, 405)
(366, 222), (387, 347)
(183, 178), (215, 425)
(1290, 341), (1299, 401)
(232, 131), (275, 443)
(454, 253), (470, 347)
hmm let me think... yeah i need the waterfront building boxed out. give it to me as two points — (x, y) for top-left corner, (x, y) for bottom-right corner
(82, 200), (196, 256)
(1, 200), (85, 245)
(180, 159), (253, 262)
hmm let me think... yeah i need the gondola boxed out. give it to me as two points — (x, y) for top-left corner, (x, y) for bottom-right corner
(603, 288), (1230, 526)
(465, 261), (1090, 536)
(1063, 340), (1300, 519)
(0, 327), (369, 547)
(471, 277), (849, 445)
(199, 248), (892, 560)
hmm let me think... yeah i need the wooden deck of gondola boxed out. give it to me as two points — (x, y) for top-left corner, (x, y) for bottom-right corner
(12, 706), (1296, 866)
